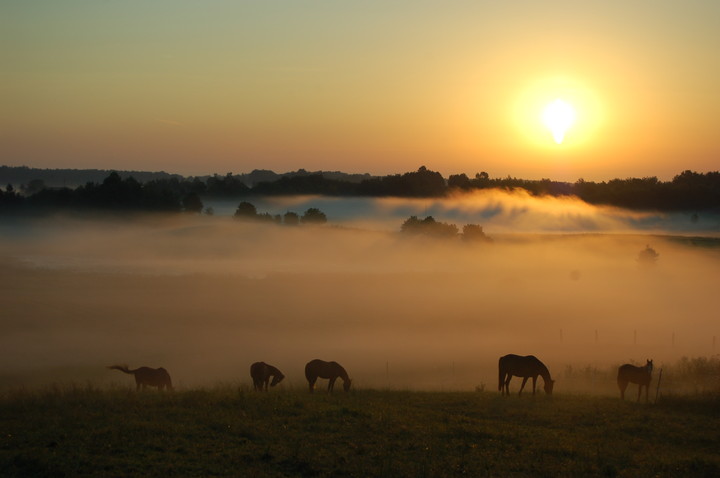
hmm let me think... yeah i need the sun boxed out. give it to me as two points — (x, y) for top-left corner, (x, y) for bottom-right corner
(541, 99), (576, 144)
(510, 75), (604, 151)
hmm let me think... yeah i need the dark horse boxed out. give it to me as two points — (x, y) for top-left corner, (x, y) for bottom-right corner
(305, 359), (351, 393)
(108, 364), (173, 391)
(617, 359), (653, 402)
(498, 354), (554, 396)
(250, 362), (285, 391)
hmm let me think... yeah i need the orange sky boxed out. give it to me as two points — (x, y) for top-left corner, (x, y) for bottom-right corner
(2, 1), (719, 181)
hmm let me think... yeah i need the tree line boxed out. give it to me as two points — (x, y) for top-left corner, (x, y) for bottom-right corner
(1, 166), (719, 214)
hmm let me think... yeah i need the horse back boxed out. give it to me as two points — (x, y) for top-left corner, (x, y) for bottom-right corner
(500, 354), (546, 377)
(328, 361), (348, 379)
(250, 361), (267, 380)
(135, 366), (172, 387)
(305, 359), (347, 380)
(618, 364), (651, 384)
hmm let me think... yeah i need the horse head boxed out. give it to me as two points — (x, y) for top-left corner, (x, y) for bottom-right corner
(544, 379), (555, 395)
(270, 372), (285, 387)
(343, 378), (352, 392)
(646, 359), (654, 373)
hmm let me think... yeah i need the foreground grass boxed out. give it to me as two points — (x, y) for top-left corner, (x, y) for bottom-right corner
(2, 387), (719, 477)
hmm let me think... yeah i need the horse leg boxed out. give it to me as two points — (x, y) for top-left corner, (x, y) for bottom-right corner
(531, 376), (537, 395)
(308, 377), (316, 393)
(328, 377), (336, 393)
(618, 380), (627, 400)
(636, 384), (642, 402)
(519, 377), (529, 396)
(503, 376), (511, 396)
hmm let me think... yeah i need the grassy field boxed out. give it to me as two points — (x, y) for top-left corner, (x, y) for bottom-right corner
(2, 387), (719, 477)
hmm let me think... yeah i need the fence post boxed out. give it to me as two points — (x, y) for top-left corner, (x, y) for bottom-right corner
(654, 368), (663, 404)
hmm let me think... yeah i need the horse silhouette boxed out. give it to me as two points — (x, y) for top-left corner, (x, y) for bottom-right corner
(304, 359), (351, 393)
(498, 354), (554, 396)
(617, 359), (653, 402)
(108, 364), (173, 391)
(250, 362), (285, 391)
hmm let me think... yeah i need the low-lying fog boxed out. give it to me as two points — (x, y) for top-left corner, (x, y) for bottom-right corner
(1, 190), (719, 394)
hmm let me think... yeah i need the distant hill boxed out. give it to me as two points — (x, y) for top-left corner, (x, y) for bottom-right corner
(2, 165), (718, 212)
(0, 166), (375, 190)
(194, 168), (375, 187)
(0, 166), (183, 189)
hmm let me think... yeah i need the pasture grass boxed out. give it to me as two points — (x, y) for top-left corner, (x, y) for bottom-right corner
(1, 386), (719, 477)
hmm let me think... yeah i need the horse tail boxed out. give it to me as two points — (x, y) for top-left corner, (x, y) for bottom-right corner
(108, 364), (133, 375)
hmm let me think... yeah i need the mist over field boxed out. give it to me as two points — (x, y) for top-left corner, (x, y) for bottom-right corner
(1, 191), (719, 394)
(206, 189), (720, 235)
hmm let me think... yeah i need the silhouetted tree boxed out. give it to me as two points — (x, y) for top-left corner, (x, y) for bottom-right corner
(357, 166), (446, 197)
(462, 224), (492, 242)
(207, 173), (250, 196)
(471, 172), (491, 189)
(400, 215), (458, 238)
(448, 173), (471, 190)
(256, 212), (276, 223)
(234, 201), (258, 219)
(182, 192), (203, 213)
(283, 211), (300, 226)
(301, 208), (327, 224)
(637, 244), (659, 267)
(22, 179), (46, 196)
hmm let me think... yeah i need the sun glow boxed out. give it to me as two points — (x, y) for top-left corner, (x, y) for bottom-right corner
(542, 99), (576, 144)
(511, 76), (604, 151)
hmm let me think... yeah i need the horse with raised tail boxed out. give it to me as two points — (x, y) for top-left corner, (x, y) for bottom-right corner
(305, 359), (351, 393)
(498, 354), (554, 396)
(108, 364), (173, 391)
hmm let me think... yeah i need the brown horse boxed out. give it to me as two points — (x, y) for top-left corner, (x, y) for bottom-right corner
(250, 362), (285, 391)
(108, 364), (173, 391)
(498, 354), (554, 396)
(305, 359), (351, 393)
(617, 359), (653, 402)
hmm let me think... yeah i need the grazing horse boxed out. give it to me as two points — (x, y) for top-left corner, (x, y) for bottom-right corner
(617, 359), (653, 402)
(498, 354), (554, 396)
(250, 362), (285, 391)
(108, 364), (173, 391)
(305, 359), (351, 393)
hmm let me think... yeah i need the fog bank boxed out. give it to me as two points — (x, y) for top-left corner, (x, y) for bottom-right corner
(1, 195), (719, 393)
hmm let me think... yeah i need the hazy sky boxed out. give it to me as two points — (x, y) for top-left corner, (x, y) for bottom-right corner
(2, 1), (719, 180)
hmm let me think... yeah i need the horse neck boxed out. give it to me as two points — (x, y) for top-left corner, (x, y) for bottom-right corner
(336, 367), (349, 382)
(538, 364), (552, 382)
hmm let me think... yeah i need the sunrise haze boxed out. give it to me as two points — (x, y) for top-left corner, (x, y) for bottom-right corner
(2, 1), (719, 181)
